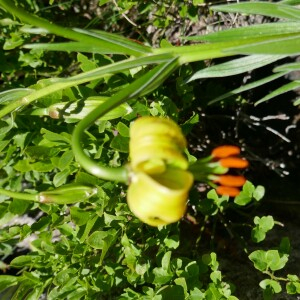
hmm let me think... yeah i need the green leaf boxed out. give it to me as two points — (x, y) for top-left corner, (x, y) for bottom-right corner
(87, 230), (115, 249)
(252, 216), (274, 243)
(157, 285), (185, 299)
(210, 270), (221, 284)
(254, 216), (274, 231)
(279, 237), (291, 255)
(266, 250), (289, 271)
(0, 275), (18, 292)
(25, 146), (60, 160)
(87, 229), (118, 265)
(24, 285), (44, 300)
(41, 129), (71, 144)
(161, 251), (172, 270)
(30, 161), (54, 172)
(70, 207), (91, 226)
(31, 216), (52, 231)
(8, 199), (30, 215)
(260, 279), (282, 293)
(274, 61), (300, 72)
(234, 181), (255, 206)
(116, 122), (130, 137)
(256, 80), (300, 105)
(186, 22), (300, 42)
(73, 28), (152, 56)
(58, 150), (74, 170)
(53, 168), (70, 187)
(187, 55), (285, 82)
(0, 88), (33, 105)
(78, 215), (98, 243)
(251, 228), (266, 243)
(10, 255), (40, 268)
(212, 2), (300, 21)
(227, 35), (300, 55)
(286, 281), (300, 294)
(53, 268), (77, 286)
(110, 135), (129, 153)
(249, 249), (289, 272)
(164, 235), (180, 249)
(209, 71), (287, 105)
(3, 32), (24, 50)
(253, 185), (265, 201)
(77, 53), (98, 72)
(249, 250), (269, 272)
(24, 41), (126, 54)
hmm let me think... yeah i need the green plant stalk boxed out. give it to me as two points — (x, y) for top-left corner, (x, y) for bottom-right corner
(0, 53), (174, 119)
(0, 188), (39, 201)
(71, 58), (180, 182)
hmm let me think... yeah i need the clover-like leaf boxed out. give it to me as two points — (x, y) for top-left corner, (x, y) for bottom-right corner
(260, 279), (282, 294)
(252, 216), (275, 243)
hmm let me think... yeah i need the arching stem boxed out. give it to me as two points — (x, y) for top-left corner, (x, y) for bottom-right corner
(71, 58), (179, 182)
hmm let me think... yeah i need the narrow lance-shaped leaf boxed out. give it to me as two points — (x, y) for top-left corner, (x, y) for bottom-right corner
(274, 62), (300, 72)
(184, 22), (300, 42)
(225, 35), (300, 55)
(23, 42), (125, 54)
(211, 2), (300, 21)
(187, 55), (285, 82)
(255, 80), (300, 105)
(73, 28), (152, 55)
(208, 71), (288, 105)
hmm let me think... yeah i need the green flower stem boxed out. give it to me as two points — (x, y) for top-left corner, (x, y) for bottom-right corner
(71, 58), (179, 182)
(0, 188), (39, 202)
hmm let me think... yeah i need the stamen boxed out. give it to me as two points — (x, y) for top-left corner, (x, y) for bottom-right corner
(214, 175), (246, 187)
(211, 145), (240, 158)
(216, 186), (241, 197)
(219, 157), (249, 168)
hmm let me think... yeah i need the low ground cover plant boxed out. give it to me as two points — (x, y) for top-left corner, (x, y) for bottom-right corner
(0, 0), (300, 298)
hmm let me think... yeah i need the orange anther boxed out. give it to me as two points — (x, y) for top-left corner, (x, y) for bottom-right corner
(219, 157), (249, 169)
(214, 175), (246, 187)
(216, 186), (241, 197)
(211, 145), (240, 158)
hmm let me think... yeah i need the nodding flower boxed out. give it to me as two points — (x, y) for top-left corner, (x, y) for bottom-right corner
(210, 145), (249, 197)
